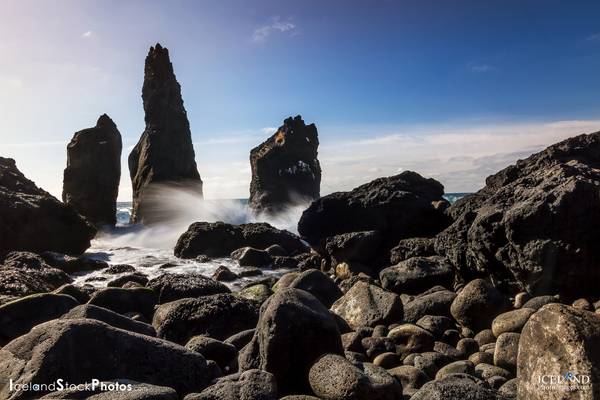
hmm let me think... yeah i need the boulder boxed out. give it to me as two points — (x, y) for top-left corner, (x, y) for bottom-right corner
(153, 293), (259, 344)
(238, 288), (343, 395)
(249, 115), (321, 214)
(491, 308), (535, 337)
(88, 287), (157, 319)
(41, 251), (109, 273)
(0, 293), (78, 346)
(387, 324), (435, 360)
(411, 373), (504, 400)
(185, 336), (238, 371)
(288, 269), (342, 308)
(324, 231), (383, 265)
(0, 252), (72, 298)
(331, 281), (403, 329)
(41, 380), (178, 399)
(62, 114), (122, 227)
(434, 130), (600, 297)
(298, 171), (451, 254)
(403, 289), (456, 323)
(53, 284), (90, 303)
(237, 284), (272, 304)
(379, 256), (454, 295)
(308, 354), (402, 400)
(61, 304), (156, 336)
(518, 304), (600, 399)
(174, 221), (307, 258)
(184, 369), (277, 400)
(0, 319), (217, 398)
(389, 237), (436, 264)
(232, 247), (273, 268)
(387, 365), (429, 394)
(128, 43), (203, 224)
(0, 157), (95, 255)
(147, 273), (230, 303)
(107, 272), (149, 288)
(212, 266), (238, 282)
(450, 279), (509, 331)
(493, 333), (519, 373)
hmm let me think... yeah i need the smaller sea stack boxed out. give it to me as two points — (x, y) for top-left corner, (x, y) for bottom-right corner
(249, 115), (321, 215)
(62, 114), (122, 227)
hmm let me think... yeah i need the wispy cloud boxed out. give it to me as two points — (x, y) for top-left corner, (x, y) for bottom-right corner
(586, 32), (600, 41)
(261, 127), (278, 135)
(469, 63), (495, 73)
(81, 30), (95, 39)
(252, 17), (297, 43)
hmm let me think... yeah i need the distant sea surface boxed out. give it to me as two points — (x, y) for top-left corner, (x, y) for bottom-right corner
(75, 194), (469, 288)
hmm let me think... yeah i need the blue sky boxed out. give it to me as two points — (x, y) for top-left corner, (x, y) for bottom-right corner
(2, 0), (600, 199)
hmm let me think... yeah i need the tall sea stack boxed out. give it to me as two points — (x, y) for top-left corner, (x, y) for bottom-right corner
(249, 115), (321, 214)
(62, 114), (122, 227)
(128, 43), (202, 224)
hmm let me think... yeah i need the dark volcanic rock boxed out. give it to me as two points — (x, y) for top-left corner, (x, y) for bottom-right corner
(411, 373), (504, 400)
(0, 157), (95, 255)
(298, 171), (451, 255)
(0, 319), (217, 398)
(184, 369), (277, 400)
(238, 288), (343, 395)
(287, 269), (342, 308)
(450, 279), (509, 331)
(147, 273), (230, 303)
(62, 114), (122, 227)
(61, 304), (156, 336)
(0, 293), (78, 346)
(128, 43), (203, 224)
(174, 221), (308, 258)
(434, 130), (600, 296)
(153, 293), (259, 344)
(0, 252), (72, 298)
(87, 287), (157, 319)
(380, 256), (454, 295)
(249, 115), (321, 214)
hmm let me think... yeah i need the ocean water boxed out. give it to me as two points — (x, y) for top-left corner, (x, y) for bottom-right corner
(74, 193), (468, 288)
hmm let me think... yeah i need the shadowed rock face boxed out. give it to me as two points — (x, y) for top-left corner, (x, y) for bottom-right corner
(128, 43), (202, 224)
(249, 115), (321, 214)
(0, 158), (95, 256)
(433, 130), (600, 296)
(62, 114), (122, 227)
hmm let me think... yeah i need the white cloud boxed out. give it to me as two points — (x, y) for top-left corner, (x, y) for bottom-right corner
(586, 32), (600, 41)
(469, 63), (495, 73)
(0, 76), (24, 88)
(261, 127), (278, 135)
(252, 17), (297, 43)
(81, 30), (95, 39)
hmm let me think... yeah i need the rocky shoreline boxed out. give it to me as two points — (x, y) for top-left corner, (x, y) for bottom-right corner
(1, 43), (600, 400)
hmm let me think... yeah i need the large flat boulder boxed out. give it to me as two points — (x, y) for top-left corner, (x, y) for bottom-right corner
(0, 319), (218, 399)
(174, 221), (307, 258)
(297, 171), (451, 256)
(0, 157), (95, 255)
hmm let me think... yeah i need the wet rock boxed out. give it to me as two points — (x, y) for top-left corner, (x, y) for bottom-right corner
(308, 354), (402, 400)
(147, 273), (230, 303)
(232, 247), (273, 268)
(288, 269), (342, 307)
(212, 266), (238, 282)
(41, 251), (109, 273)
(380, 256), (454, 295)
(63, 114), (122, 227)
(175, 221), (307, 258)
(249, 115), (321, 214)
(0, 157), (95, 255)
(0, 252), (72, 298)
(184, 369), (277, 400)
(237, 284), (272, 304)
(389, 237), (436, 264)
(105, 264), (136, 274)
(491, 308), (535, 337)
(128, 44), (203, 224)
(518, 303), (600, 399)
(298, 171), (451, 254)
(238, 288), (343, 395)
(153, 293), (259, 344)
(324, 230), (383, 266)
(224, 329), (255, 351)
(450, 279), (509, 331)
(107, 272), (149, 288)
(434, 131), (600, 297)
(88, 287), (157, 319)
(0, 293), (78, 346)
(331, 281), (403, 329)
(61, 304), (156, 336)
(53, 284), (90, 303)
(0, 319), (217, 398)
